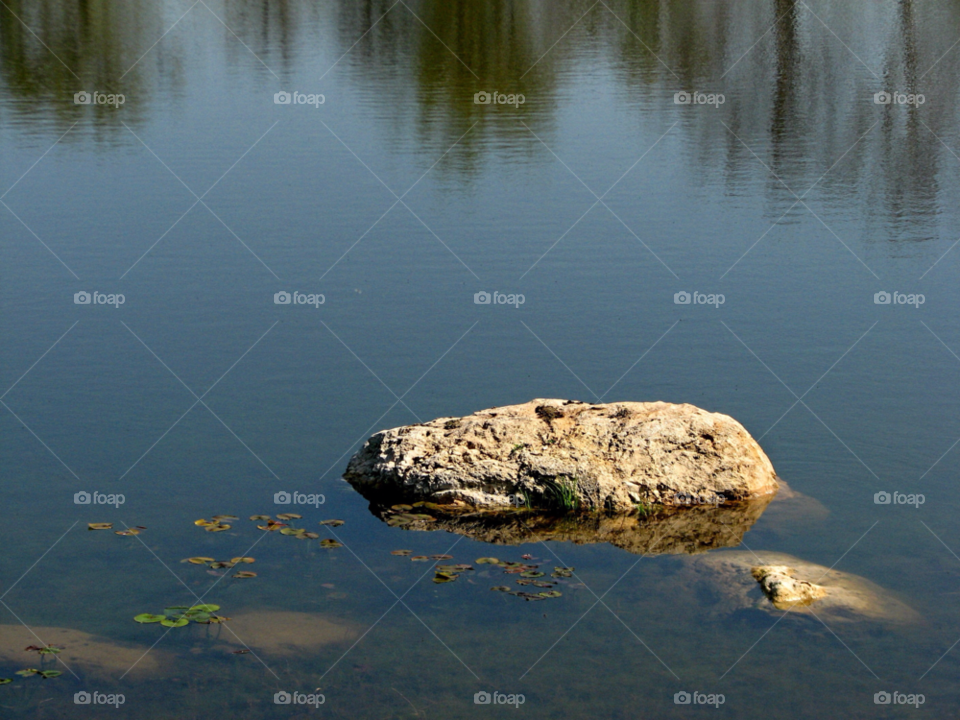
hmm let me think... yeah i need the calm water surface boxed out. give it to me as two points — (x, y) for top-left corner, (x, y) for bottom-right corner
(2, 1), (960, 717)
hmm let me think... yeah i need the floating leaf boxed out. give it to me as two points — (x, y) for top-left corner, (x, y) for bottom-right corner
(391, 550), (412, 556)
(532, 581), (555, 588)
(194, 519), (216, 526)
(516, 579), (534, 586)
(386, 517), (411, 526)
(433, 573), (457, 583)
(390, 504), (413, 511)
(0, 678), (10, 684)
(411, 514), (436, 521)
(319, 520), (344, 527)
(430, 554), (453, 560)
(114, 529), (141, 536)
(164, 606), (190, 616)
(411, 556), (429, 562)
(476, 558), (500, 565)
(230, 557), (255, 564)
(521, 554), (534, 560)
(490, 586), (512, 592)
(38, 670), (61, 679)
(187, 557), (215, 565)
(435, 565), (459, 573)
(319, 540), (343, 549)
(207, 615), (230, 624)
(189, 604), (220, 613)
(87, 523), (113, 531)
(231, 649), (250, 655)
(301, 532), (320, 539)
(161, 617), (189, 628)
(232, 571), (257, 579)
(275, 513), (301, 520)
(205, 524), (230, 532)
(539, 591), (562, 598)
(212, 515), (238, 521)
(38, 647), (62, 655)
(454, 564), (474, 571)
(279, 528), (302, 536)
(520, 571), (545, 578)
(249, 515), (270, 521)
(15, 669), (38, 677)
(210, 561), (234, 569)
(133, 613), (165, 624)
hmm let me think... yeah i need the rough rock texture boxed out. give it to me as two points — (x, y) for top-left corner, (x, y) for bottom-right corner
(751, 565), (827, 608)
(345, 399), (780, 511)
(681, 551), (920, 623)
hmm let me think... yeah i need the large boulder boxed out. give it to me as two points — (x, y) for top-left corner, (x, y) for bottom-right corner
(344, 399), (780, 512)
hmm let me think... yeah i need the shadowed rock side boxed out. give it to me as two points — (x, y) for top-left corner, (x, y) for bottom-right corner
(359, 494), (776, 556)
(344, 399), (780, 512)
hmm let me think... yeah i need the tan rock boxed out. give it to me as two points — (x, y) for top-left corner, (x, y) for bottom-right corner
(751, 565), (827, 608)
(345, 399), (780, 511)
(683, 551), (920, 623)
(0, 624), (170, 679)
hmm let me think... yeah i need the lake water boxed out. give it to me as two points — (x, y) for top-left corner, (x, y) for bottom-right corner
(2, 0), (960, 717)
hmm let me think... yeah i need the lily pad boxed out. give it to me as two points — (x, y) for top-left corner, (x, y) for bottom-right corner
(454, 564), (474, 571)
(161, 617), (189, 628)
(133, 613), (165, 623)
(539, 591), (562, 598)
(490, 586), (512, 592)
(411, 556), (429, 561)
(279, 528), (303, 536)
(476, 558), (501, 565)
(194, 519), (216, 526)
(319, 539), (343, 548)
(275, 513), (302, 520)
(532, 581), (555, 588)
(433, 572), (458, 583)
(230, 557), (255, 564)
(38, 670), (62, 679)
(386, 517), (411, 526)
(15, 669), (37, 677)
(411, 514), (436, 521)
(207, 615), (230, 624)
(249, 515), (271, 521)
(0, 678), (11, 684)
(212, 515), (238, 521)
(390, 504), (413, 511)
(87, 523), (113, 530)
(210, 561), (233, 569)
(430, 554), (453, 560)
(114, 529), (141, 536)
(520, 571), (545, 578)
(186, 557), (216, 565)
(233, 571), (257, 579)
(391, 550), (412, 556)
(205, 524), (230, 532)
(301, 532), (320, 539)
(319, 519), (344, 527)
(189, 604), (220, 613)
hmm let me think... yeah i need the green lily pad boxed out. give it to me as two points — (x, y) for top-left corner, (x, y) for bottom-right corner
(15, 669), (37, 677)
(319, 539), (342, 548)
(37, 646), (62, 655)
(386, 517), (411, 526)
(233, 571), (257, 578)
(319, 519), (344, 527)
(38, 670), (61, 679)
(275, 513), (302, 520)
(411, 556), (429, 561)
(539, 591), (562, 598)
(186, 557), (216, 565)
(189, 604), (220, 613)
(161, 617), (189, 628)
(249, 515), (271, 521)
(433, 573), (458, 583)
(490, 586), (512, 592)
(134, 613), (165, 623)
(476, 557), (500, 565)
(164, 606), (190, 616)
(520, 571), (545, 578)
(532, 581), (555, 588)
(390, 504), (413, 511)
(279, 527), (302, 536)
(0, 678), (11, 684)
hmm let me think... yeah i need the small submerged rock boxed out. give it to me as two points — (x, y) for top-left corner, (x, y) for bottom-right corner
(344, 399), (780, 512)
(751, 565), (827, 609)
